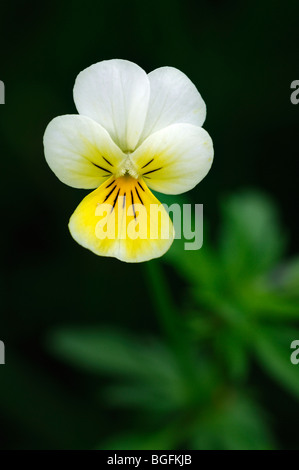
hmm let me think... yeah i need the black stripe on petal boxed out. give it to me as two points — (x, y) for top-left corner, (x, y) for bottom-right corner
(92, 162), (112, 174)
(102, 156), (114, 167)
(143, 167), (163, 176)
(135, 187), (144, 205)
(111, 188), (121, 212)
(103, 184), (117, 202)
(131, 190), (136, 219)
(141, 158), (154, 169)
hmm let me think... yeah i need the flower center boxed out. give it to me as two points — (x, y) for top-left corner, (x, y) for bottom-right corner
(117, 154), (139, 179)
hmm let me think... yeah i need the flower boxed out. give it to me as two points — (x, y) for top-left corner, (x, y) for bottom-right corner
(44, 59), (213, 263)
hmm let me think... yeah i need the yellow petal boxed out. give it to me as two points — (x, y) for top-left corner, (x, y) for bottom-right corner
(69, 176), (174, 263)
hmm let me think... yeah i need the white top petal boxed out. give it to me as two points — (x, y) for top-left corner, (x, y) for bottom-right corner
(44, 115), (126, 189)
(131, 123), (214, 195)
(138, 66), (206, 144)
(73, 59), (150, 152)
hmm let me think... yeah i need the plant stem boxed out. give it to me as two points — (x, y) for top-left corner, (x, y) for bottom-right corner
(144, 260), (198, 395)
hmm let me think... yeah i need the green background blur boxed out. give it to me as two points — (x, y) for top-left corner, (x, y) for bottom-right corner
(0, 0), (299, 450)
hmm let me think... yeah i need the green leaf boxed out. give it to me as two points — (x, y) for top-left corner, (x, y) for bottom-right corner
(101, 382), (185, 412)
(191, 394), (274, 450)
(253, 326), (299, 399)
(49, 327), (179, 380)
(165, 236), (221, 290)
(238, 285), (299, 320)
(279, 257), (299, 295)
(48, 327), (192, 411)
(214, 329), (250, 381)
(219, 191), (286, 279)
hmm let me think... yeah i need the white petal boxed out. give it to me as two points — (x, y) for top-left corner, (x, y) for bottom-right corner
(131, 123), (214, 195)
(138, 66), (206, 143)
(73, 59), (150, 152)
(44, 115), (126, 189)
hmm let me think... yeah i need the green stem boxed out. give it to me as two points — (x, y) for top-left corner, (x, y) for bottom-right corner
(145, 261), (180, 347)
(144, 260), (198, 395)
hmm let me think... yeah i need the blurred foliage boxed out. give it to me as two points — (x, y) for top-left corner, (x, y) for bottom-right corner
(47, 191), (299, 450)
(0, 0), (299, 451)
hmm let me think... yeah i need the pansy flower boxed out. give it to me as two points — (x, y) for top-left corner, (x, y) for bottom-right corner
(44, 59), (213, 262)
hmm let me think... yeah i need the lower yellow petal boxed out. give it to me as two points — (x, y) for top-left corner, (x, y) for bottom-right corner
(69, 175), (174, 263)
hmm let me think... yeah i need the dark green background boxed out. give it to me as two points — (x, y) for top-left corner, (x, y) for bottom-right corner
(0, 0), (298, 450)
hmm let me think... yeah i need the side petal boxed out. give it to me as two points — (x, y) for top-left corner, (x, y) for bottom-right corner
(69, 176), (174, 263)
(73, 59), (150, 152)
(44, 115), (126, 189)
(131, 123), (214, 195)
(138, 66), (206, 143)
